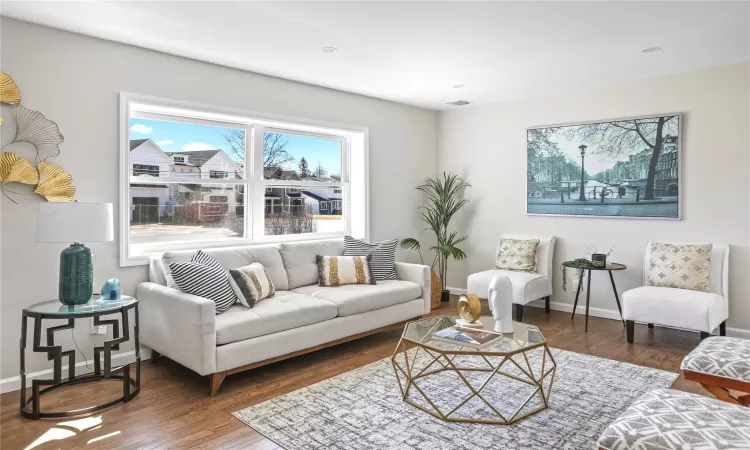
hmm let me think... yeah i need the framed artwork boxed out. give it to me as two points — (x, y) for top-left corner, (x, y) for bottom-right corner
(526, 113), (681, 220)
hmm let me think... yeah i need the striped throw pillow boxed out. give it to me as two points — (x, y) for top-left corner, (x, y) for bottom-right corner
(343, 236), (398, 280)
(317, 255), (376, 287)
(229, 262), (275, 308)
(168, 251), (236, 313)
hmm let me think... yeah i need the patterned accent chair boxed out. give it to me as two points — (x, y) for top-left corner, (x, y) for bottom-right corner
(466, 234), (555, 322)
(621, 241), (729, 343)
(598, 389), (750, 450)
(681, 337), (750, 406)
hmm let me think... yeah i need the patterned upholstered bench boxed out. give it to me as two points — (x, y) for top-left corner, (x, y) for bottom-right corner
(681, 336), (750, 406)
(598, 389), (750, 450)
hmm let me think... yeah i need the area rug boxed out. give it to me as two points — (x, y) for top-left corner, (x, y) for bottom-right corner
(233, 347), (678, 449)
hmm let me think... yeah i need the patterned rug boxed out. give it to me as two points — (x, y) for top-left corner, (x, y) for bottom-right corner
(233, 347), (678, 449)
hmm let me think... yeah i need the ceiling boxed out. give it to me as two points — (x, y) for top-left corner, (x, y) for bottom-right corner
(2, 1), (749, 110)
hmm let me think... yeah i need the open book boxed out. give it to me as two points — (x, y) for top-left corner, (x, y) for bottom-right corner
(431, 326), (504, 349)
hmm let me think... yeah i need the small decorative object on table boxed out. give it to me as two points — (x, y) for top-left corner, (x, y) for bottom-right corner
(456, 293), (482, 327)
(488, 274), (513, 333)
(100, 278), (121, 300)
(591, 253), (607, 267)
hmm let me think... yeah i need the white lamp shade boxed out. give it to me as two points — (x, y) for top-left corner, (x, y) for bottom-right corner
(36, 202), (114, 243)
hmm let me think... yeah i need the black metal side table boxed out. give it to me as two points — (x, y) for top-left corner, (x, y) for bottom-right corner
(562, 262), (627, 332)
(20, 296), (140, 419)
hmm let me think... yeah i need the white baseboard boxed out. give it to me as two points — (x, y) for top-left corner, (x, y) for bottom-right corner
(446, 287), (750, 340)
(1, 347), (152, 394)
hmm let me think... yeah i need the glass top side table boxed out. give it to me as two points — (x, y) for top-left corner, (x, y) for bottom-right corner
(20, 296), (140, 420)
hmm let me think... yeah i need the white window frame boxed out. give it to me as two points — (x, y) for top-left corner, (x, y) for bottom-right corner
(120, 93), (369, 266)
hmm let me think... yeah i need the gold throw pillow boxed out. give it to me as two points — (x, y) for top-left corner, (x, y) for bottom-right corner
(317, 255), (376, 287)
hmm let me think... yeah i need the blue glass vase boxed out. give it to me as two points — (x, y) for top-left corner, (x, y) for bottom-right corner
(101, 278), (121, 300)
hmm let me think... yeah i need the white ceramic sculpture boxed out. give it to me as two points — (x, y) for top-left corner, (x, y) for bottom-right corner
(489, 275), (513, 333)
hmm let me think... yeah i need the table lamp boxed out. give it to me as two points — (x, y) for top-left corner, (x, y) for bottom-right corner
(36, 202), (114, 305)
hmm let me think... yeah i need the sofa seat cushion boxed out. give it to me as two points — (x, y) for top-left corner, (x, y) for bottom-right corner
(597, 389), (750, 450)
(467, 269), (550, 305)
(215, 291), (337, 345)
(622, 286), (727, 333)
(291, 280), (422, 317)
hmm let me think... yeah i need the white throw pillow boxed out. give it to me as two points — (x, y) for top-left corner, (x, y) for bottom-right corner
(228, 262), (276, 308)
(495, 238), (539, 272)
(648, 242), (712, 292)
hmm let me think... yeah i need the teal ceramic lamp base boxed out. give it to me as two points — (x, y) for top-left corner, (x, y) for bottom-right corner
(59, 243), (94, 305)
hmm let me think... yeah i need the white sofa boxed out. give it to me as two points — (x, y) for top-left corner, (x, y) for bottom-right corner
(622, 241), (729, 343)
(466, 234), (556, 322)
(137, 239), (430, 395)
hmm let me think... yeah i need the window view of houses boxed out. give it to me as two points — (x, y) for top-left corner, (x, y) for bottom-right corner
(128, 118), (344, 246)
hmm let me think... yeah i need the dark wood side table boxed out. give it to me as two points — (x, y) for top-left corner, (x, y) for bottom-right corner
(562, 262), (626, 332)
(20, 296), (140, 419)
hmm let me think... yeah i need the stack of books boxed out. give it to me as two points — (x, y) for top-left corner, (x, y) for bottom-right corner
(431, 326), (504, 349)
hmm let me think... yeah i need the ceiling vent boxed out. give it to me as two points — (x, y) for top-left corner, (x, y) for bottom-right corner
(446, 100), (471, 106)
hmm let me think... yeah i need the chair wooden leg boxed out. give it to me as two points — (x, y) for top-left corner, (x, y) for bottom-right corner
(209, 371), (227, 396)
(700, 332), (710, 340)
(151, 350), (161, 361)
(647, 323), (654, 329)
(515, 304), (524, 322)
(626, 320), (634, 343)
(720, 320), (727, 336)
(544, 296), (550, 313)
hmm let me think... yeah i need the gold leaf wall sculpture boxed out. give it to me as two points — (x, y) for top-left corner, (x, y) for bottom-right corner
(9, 105), (64, 161)
(0, 152), (20, 181)
(5, 158), (39, 185)
(35, 161), (75, 202)
(0, 73), (21, 105)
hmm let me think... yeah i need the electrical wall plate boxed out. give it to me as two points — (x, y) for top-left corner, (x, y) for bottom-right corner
(90, 319), (108, 335)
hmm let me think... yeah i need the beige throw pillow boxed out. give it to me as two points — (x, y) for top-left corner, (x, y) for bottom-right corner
(317, 255), (376, 287)
(229, 262), (275, 308)
(496, 238), (540, 272)
(648, 242), (712, 292)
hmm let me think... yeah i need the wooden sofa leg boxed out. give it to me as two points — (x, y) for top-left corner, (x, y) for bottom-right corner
(544, 296), (550, 313)
(700, 332), (710, 340)
(720, 320), (727, 336)
(209, 371), (227, 396)
(515, 304), (524, 322)
(626, 320), (634, 343)
(647, 323), (654, 329)
(151, 350), (161, 361)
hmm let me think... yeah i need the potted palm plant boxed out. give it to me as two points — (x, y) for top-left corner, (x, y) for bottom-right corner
(401, 172), (470, 308)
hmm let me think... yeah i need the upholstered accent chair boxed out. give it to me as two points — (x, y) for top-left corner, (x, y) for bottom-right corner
(622, 241), (729, 343)
(466, 234), (556, 322)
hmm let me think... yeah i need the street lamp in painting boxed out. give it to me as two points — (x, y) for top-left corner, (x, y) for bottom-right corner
(578, 144), (587, 201)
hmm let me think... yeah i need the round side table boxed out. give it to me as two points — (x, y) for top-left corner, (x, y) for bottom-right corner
(562, 262), (627, 332)
(20, 296), (140, 420)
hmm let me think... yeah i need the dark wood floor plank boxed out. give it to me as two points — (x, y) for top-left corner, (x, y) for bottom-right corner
(0, 297), (709, 450)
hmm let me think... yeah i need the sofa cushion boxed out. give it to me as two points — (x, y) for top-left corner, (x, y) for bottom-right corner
(681, 336), (750, 383)
(150, 244), (289, 291)
(291, 280), (421, 317)
(279, 239), (344, 289)
(622, 286), (727, 333)
(317, 255), (376, 287)
(229, 262), (275, 308)
(169, 251), (237, 314)
(344, 236), (398, 280)
(467, 269), (550, 305)
(215, 291), (338, 345)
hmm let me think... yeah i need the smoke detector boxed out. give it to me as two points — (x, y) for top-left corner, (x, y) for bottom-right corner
(446, 100), (471, 106)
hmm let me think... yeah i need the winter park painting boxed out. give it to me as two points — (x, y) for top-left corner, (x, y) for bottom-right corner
(527, 114), (680, 219)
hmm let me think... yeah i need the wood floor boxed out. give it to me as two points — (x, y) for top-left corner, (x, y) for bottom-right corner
(1, 297), (710, 450)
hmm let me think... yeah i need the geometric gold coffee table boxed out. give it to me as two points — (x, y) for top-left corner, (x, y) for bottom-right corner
(391, 315), (556, 425)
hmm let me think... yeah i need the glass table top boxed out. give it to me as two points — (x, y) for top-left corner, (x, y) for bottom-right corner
(24, 296), (137, 316)
(402, 316), (546, 355)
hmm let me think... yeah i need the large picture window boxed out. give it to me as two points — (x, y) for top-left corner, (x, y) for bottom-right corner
(121, 94), (368, 266)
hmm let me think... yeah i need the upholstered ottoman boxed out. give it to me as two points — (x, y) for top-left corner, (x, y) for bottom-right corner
(598, 389), (750, 450)
(681, 336), (750, 406)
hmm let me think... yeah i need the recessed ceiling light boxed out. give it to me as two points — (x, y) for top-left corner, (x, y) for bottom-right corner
(640, 46), (661, 53)
(321, 47), (338, 53)
(452, 84), (464, 89)
(446, 100), (471, 106)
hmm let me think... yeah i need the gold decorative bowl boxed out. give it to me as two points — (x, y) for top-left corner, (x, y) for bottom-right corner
(457, 293), (481, 323)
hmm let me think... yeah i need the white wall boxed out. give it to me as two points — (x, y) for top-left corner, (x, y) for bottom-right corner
(438, 63), (750, 334)
(0, 18), (437, 383)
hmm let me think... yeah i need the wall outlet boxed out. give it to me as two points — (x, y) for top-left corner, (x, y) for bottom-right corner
(90, 319), (108, 335)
